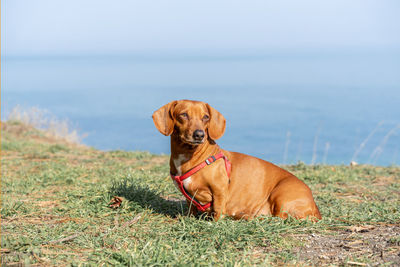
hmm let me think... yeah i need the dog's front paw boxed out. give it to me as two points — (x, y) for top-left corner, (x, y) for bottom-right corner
(212, 212), (225, 221)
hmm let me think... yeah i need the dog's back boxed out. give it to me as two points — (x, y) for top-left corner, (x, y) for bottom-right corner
(224, 150), (321, 220)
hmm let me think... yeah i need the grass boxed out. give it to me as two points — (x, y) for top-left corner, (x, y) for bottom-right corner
(1, 121), (400, 266)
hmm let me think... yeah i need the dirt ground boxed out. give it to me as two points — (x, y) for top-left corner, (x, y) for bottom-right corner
(292, 224), (400, 266)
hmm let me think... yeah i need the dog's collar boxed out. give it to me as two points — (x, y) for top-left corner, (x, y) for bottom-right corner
(170, 151), (231, 212)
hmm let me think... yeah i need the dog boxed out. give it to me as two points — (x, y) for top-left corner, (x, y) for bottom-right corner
(152, 100), (321, 221)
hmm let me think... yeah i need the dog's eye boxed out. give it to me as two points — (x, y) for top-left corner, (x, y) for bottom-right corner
(180, 113), (189, 119)
(203, 115), (210, 121)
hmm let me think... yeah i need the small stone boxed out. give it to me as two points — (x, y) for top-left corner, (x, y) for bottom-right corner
(319, 255), (330, 260)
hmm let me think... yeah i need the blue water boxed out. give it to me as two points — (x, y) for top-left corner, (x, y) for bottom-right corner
(2, 49), (400, 165)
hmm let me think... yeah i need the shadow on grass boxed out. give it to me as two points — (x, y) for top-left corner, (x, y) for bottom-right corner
(109, 179), (187, 218)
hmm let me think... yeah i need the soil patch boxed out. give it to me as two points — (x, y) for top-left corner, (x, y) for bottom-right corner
(293, 225), (400, 266)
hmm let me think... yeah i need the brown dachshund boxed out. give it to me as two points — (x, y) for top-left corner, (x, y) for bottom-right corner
(152, 100), (321, 221)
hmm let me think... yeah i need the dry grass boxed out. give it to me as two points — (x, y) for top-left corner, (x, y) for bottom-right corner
(6, 105), (84, 144)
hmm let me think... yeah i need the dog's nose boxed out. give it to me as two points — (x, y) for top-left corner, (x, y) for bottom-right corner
(193, 130), (205, 141)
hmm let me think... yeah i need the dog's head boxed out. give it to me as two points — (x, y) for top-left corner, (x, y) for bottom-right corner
(152, 100), (226, 145)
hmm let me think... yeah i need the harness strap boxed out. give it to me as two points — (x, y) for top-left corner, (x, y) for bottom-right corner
(170, 151), (231, 212)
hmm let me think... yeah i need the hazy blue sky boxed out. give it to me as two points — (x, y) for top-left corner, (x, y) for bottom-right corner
(2, 0), (400, 56)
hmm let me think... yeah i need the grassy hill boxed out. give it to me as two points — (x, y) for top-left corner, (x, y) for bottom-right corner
(1, 121), (399, 266)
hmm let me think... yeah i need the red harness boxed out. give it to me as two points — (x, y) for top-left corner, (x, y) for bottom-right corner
(170, 151), (231, 212)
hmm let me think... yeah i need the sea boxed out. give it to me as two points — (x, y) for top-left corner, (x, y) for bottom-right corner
(2, 49), (400, 165)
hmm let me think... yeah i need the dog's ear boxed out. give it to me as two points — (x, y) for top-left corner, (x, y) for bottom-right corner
(206, 103), (226, 140)
(152, 101), (177, 136)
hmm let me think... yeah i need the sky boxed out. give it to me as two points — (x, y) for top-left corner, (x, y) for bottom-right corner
(2, 0), (400, 56)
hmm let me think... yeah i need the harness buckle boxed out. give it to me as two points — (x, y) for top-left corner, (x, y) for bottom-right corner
(205, 155), (216, 165)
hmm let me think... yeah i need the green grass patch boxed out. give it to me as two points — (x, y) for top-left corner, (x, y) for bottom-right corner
(1, 122), (399, 266)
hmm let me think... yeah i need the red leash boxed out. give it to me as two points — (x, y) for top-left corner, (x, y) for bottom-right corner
(170, 151), (231, 212)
